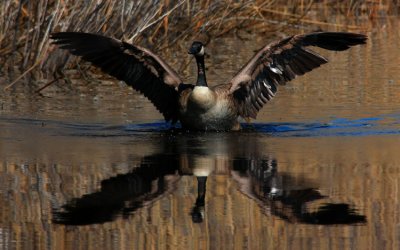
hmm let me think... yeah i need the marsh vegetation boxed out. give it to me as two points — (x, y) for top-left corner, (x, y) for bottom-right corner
(0, 0), (398, 90)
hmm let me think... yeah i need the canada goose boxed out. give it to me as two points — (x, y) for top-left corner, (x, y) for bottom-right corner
(51, 32), (367, 131)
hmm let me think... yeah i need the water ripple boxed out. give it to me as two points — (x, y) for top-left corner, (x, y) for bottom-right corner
(1, 114), (400, 138)
(244, 115), (400, 137)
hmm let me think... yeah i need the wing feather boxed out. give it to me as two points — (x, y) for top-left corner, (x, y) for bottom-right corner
(51, 32), (188, 122)
(229, 32), (367, 119)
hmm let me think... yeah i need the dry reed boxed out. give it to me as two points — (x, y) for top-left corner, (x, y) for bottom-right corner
(0, 0), (398, 89)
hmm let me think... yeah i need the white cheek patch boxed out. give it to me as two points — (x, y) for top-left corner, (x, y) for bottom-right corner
(197, 46), (205, 56)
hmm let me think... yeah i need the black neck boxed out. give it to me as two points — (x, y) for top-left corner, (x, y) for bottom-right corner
(196, 176), (207, 205)
(195, 55), (207, 87)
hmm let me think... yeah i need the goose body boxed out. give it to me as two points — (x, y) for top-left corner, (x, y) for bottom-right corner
(180, 86), (239, 131)
(51, 31), (367, 131)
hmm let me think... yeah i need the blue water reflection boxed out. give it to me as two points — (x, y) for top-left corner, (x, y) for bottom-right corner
(83, 114), (400, 137)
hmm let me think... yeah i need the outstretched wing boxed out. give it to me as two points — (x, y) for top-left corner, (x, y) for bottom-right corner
(51, 32), (187, 122)
(229, 32), (367, 119)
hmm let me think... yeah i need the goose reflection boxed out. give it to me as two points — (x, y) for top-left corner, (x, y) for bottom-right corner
(52, 132), (366, 225)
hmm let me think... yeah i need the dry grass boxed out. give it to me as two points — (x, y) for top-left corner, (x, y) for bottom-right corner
(0, 0), (398, 89)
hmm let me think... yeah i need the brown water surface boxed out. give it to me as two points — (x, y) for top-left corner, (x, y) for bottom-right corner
(1, 19), (400, 250)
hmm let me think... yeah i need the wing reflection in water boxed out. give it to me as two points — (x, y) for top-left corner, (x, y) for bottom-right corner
(53, 154), (181, 225)
(52, 132), (366, 225)
(232, 157), (366, 224)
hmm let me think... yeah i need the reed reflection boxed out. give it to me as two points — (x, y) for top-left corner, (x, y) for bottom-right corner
(52, 132), (366, 225)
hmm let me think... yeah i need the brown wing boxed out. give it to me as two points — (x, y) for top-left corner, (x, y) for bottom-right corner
(51, 32), (187, 122)
(229, 32), (367, 119)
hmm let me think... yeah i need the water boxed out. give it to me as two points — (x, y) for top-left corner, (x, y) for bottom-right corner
(1, 19), (400, 249)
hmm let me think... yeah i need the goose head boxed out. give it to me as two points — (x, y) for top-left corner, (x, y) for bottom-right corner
(188, 41), (205, 56)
